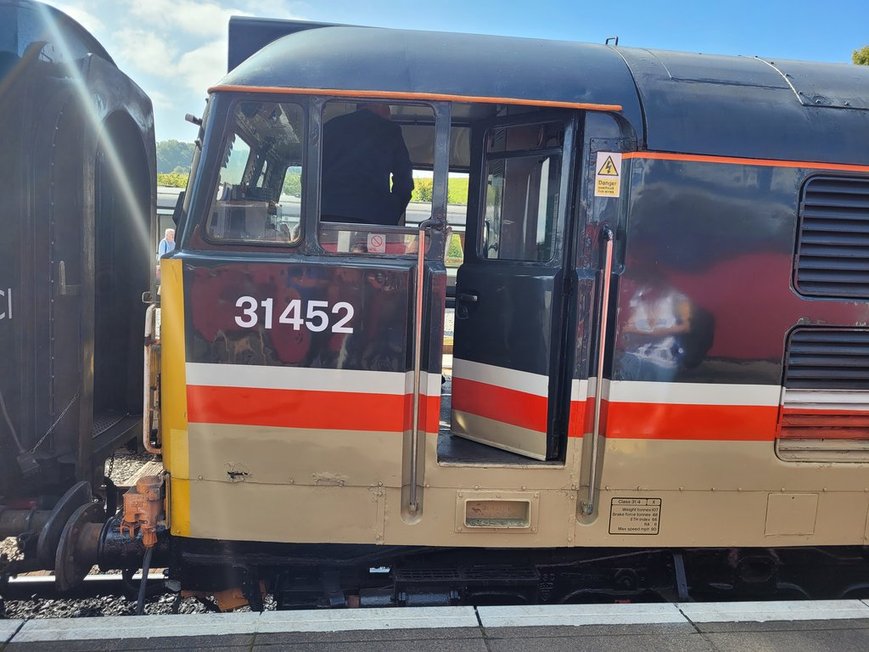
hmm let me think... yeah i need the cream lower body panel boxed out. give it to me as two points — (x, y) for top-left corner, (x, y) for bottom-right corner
(186, 481), (388, 543)
(175, 433), (869, 547)
(183, 424), (578, 489)
(184, 423), (406, 488)
(181, 480), (869, 547)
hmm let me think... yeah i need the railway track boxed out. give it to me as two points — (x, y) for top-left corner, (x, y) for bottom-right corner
(3, 572), (167, 599)
(0, 572), (215, 619)
(0, 453), (181, 618)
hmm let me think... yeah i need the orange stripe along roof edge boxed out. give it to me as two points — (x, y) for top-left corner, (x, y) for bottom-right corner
(625, 151), (869, 174)
(205, 87), (869, 171)
(208, 84), (623, 113)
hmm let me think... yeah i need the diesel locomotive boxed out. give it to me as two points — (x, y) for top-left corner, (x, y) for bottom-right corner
(3, 4), (869, 610)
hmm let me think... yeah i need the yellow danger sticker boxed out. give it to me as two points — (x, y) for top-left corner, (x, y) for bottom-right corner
(594, 151), (622, 197)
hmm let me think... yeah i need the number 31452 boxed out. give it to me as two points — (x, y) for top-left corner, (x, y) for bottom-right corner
(234, 296), (354, 333)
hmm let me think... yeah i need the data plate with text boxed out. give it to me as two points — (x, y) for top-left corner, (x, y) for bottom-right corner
(608, 497), (662, 535)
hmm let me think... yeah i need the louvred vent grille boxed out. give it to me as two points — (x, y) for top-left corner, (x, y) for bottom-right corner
(785, 328), (869, 391)
(796, 176), (869, 298)
(781, 328), (869, 441)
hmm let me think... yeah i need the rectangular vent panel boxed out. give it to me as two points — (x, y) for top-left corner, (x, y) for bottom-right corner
(796, 176), (869, 298)
(785, 328), (869, 391)
(781, 328), (869, 443)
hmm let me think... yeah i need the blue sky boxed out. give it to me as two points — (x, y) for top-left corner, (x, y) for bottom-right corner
(48, 0), (868, 142)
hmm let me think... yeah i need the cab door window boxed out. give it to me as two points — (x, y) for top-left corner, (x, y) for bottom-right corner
(481, 122), (564, 262)
(206, 101), (304, 245)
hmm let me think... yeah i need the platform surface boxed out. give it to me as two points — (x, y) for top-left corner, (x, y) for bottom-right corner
(3, 600), (869, 650)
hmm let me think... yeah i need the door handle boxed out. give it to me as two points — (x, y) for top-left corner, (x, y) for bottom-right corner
(457, 292), (478, 304)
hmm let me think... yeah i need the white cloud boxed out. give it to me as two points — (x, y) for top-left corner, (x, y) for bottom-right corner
(44, 1), (106, 34)
(144, 87), (174, 111)
(113, 29), (178, 78)
(110, 29), (225, 97)
(42, 0), (311, 141)
(240, 0), (306, 20)
(127, 0), (248, 38)
(176, 39), (228, 94)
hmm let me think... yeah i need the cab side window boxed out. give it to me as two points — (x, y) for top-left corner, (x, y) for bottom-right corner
(317, 100), (434, 256)
(206, 101), (304, 245)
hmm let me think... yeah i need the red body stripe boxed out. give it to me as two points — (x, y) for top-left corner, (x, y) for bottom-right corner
(568, 397), (592, 437)
(452, 378), (781, 441)
(189, 383), (868, 442)
(605, 402), (779, 441)
(570, 400), (778, 440)
(780, 407), (869, 439)
(782, 407), (869, 418)
(187, 385), (440, 433)
(451, 377), (548, 432)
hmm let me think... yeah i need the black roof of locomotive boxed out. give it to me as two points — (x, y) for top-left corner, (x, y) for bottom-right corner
(221, 18), (869, 166)
(222, 21), (644, 130)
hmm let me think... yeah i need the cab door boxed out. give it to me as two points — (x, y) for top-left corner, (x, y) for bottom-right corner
(451, 113), (579, 460)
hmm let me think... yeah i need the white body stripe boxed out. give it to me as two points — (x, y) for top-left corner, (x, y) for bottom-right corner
(186, 363), (441, 396)
(191, 361), (782, 407)
(607, 380), (782, 407)
(582, 378), (779, 407)
(440, 362), (785, 407)
(783, 388), (869, 410)
(570, 378), (590, 400)
(453, 358), (549, 396)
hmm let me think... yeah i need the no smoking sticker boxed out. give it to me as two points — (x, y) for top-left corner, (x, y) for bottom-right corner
(367, 233), (386, 254)
(594, 152), (622, 197)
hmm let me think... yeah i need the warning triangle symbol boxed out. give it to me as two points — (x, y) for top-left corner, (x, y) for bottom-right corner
(598, 155), (619, 176)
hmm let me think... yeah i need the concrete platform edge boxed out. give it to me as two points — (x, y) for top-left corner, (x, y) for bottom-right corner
(1, 620), (24, 645)
(5, 600), (869, 644)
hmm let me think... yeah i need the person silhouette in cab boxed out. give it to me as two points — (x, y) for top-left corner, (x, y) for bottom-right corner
(321, 103), (414, 226)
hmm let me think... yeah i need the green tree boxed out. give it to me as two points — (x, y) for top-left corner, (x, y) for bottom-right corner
(854, 46), (869, 65)
(157, 172), (189, 188)
(445, 232), (464, 266)
(156, 140), (196, 174)
(447, 177), (469, 205)
(411, 178), (433, 203)
(408, 177), (469, 205)
(282, 168), (302, 197)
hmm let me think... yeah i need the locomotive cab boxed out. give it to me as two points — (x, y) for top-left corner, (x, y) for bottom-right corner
(159, 21), (646, 550)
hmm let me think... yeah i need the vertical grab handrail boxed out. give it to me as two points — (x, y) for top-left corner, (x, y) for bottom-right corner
(143, 303), (161, 455)
(409, 220), (434, 513)
(583, 226), (614, 515)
